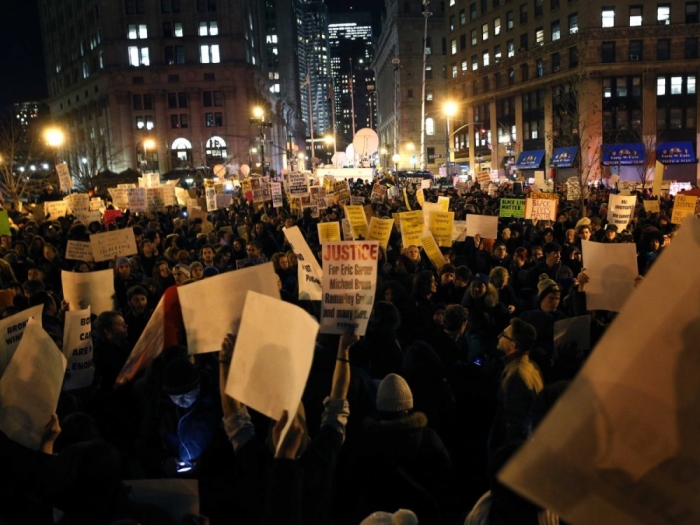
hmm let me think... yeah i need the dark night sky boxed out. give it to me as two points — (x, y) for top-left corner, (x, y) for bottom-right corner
(0, 2), (47, 114)
(0, 0), (383, 115)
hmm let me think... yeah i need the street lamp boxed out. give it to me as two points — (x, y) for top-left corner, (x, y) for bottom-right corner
(392, 153), (400, 173)
(143, 139), (155, 172)
(250, 107), (273, 176)
(44, 128), (65, 187)
(443, 101), (458, 177)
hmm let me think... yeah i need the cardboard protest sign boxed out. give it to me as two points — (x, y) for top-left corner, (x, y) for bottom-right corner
(370, 183), (387, 203)
(62, 269), (115, 315)
(162, 185), (178, 206)
(399, 210), (424, 248)
(420, 179), (432, 190)
(283, 226), (323, 300)
(566, 178), (582, 201)
(671, 194), (698, 224)
(188, 207), (208, 222)
(416, 188), (425, 208)
(125, 480), (199, 523)
(332, 180), (351, 205)
(146, 187), (165, 212)
(403, 188), (411, 210)
(420, 232), (447, 269)
(553, 315), (591, 352)
(178, 263), (280, 354)
(581, 240), (638, 312)
(62, 308), (94, 391)
(227, 291), (319, 452)
(317, 222), (341, 243)
(205, 187), (217, 211)
(452, 220), (469, 242)
(288, 172), (309, 196)
(534, 170), (547, 190)
(0, 305), (44, 378)
(0, 211), (11, 236)
(466, 214), (499, 239)
(608, 194), (637, 229)
(499, 198), (526, 218)
(344, 205), (369, 239)
(320, 241), (379, 336)
(477, 170), (491, 186)
(44, 201), (68, 218)
(116, 298), (165, 386)
(56, 162), (73, 191)
(421, 202), (441, 235)
(367, 217), (394, 249)
(271, 182), (283, 208)
(175, 187), (189, 206)
(652, 161), (664, 197)
(525, 193), (558, 221)
(126, 188), (147, 212)
(341, 218), (354, 241)
(429, 211), (454, 247)
(643, 200), (660, 214)
(438, 195), (450, 211)
(251, 178), (271, 202)
(67, 193), (90, 215)
(0, 319), (65, 450)
(65, 240), (94, 262)
(500, 218), (700, 525)
(90, 228), (138, 262)
(108, 187), (130, 209)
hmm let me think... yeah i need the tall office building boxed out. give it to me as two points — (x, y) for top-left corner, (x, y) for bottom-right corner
(328, 13), (376, 152)
(373, 0), (448, 171)
(297, 0), (332, 143)
(38, 0), (295, 175)
(447, 0), (700, 183)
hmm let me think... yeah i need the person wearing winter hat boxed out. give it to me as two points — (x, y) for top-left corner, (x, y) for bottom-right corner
(602, 223), (618, 243)
(525, 241), (574, 296)
(113, 256), (138, 309)
(172, 263), (191, 285)
(536, 273), (560, 313)
(356, 372), (455, 524)
(202, 265), (220, 278)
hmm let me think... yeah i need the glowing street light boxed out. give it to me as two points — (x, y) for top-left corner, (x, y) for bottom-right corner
(252, 106), (264, 119)
(45, 128), (65, 148)
(443, 101), (458, 176)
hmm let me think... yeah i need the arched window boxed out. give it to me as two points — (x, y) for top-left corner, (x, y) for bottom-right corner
(205, 136), (227, 160)
(171, 138), (193, 166)
(426, 118), (435, 135)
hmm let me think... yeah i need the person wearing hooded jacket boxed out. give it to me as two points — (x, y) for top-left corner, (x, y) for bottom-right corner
(352, 373), (456, 525)
(461, 273), (503, 363)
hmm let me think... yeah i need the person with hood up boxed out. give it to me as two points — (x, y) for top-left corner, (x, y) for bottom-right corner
(461, 273), (501, 364)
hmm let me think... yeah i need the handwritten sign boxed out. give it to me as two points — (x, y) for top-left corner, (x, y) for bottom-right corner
(44, 201), (68, 218)
(643, 200), (660, 214)
(671, 194), (698, 224)
(127, 188), (147, 212)
(317, 222), (341, 243)
(477, 170), (491, 186)
(499, 198), (526, 218)
(283, 227), (323, 301)
(466, 214), (499, 239)
(62, 308), (94, 391)
(288, 172), (309, 196)
(271, 182), (283, 208)
(399, 210), (424, 248)
(65, 240), (95, 262)
(370, 183), (387, 203)
(90, 228), (138, 262)
(344, 205), (369, 239)
(608, 194), (636, 229)
(526, 193), (558, 221)
(420, 232), (447, 269)
(320, 242), (379, 336)
(367, 217), (394, 249)
(56, 162), (73, 191)
(429, 211), (454, 247)
(146, 187), (165, 212)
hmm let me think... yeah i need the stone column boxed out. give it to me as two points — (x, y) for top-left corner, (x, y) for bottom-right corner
(115, 90), (136, 169)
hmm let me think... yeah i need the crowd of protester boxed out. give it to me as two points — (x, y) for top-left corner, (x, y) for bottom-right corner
(0, 175), (682, 525)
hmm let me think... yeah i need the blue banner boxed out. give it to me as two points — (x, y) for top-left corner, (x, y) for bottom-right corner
(602, 143), (645, 166)
(550, 147), (578, 168)
(656, 142), (696, 164)
(515, 150), (545, 170)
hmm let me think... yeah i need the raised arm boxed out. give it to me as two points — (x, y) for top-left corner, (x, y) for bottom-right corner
(330, 330), (358, 400)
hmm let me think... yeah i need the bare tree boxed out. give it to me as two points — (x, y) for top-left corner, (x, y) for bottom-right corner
(0, 115), (47, 209)
(550, 74), (604, 211)
(63, 132), (123, 192)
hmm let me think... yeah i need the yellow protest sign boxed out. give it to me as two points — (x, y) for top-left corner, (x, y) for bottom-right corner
(344, 205), (369, 239)
(416, 188), (425, 208)
(399, 210), (424, 248)
(403, 188), (411, 210)
(367, 217), (394, 249)
(652, 161), (664, 197)
(419, 232), (447, 269)
(438, 196), (450, 211)
(317, 222), (341, 243)
(671, 194), (698, 224)
(643, 200), (660, 214)
(429, 211), (454, 247)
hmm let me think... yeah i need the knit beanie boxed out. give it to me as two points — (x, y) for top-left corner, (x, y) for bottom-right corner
(162, 358), (200, 395)
(115, 256), (130, 268)
(575, 217), (591, 228)
(203, 266), (220, 278)
(174, 263), (191, 278)
(376, 373), (413, 412)
(537, 273), (560, 303)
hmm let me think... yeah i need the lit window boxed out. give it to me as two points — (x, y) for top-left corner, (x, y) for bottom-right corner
(536, 28), (544, 45)
(671, 76), (683, 94)
(616, 77), (628, 96)
(200, 44), (220, 63)
(657, 4), (670, 24)
(689, 76), (696, 94)
(569, 13), (578, 33)
(602, 7), (615, 27)
(483, 23), (489, 41)
(174, 23), (184, 37)
(450, 0), (455, 5)
(507, 40), (515, 57)
(629, 6), (642, 26)
(495, 44), (501, 60)
(657, 77), (666, 95)
(471, 54), (478, 70)
(426, 118), (435, 135)
(127, 24), (147, 39)
(461, 59), (468, 70)
(451, 39), (457, 54)
(494, 17), (501, 35)
(551, 21), (560, 40)
(199, 21), (218, 36)
(604, 78), (612, 98)
(452, 64), (458, 78)
(483, 51), (490, 66)
(128, 46), (149, 66)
